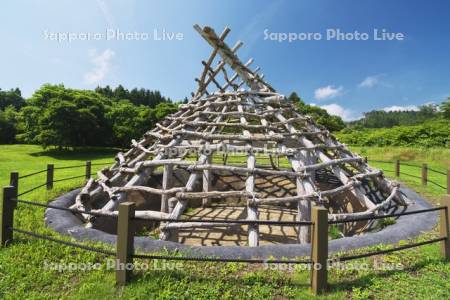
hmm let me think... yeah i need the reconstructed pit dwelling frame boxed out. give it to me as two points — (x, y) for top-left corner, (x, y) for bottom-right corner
(70, 25), (410, 247)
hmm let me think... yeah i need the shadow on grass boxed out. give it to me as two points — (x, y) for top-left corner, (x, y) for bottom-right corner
(29, 147), (120, 161)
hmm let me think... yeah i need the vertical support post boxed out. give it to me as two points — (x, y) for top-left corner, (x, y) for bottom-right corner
(311, 206), (328, 295)
(1, 186), (16, 246)
(440, 195), (450, 260)
(10, 172), (19, 208)
(116, 202), (135, 285)
(202, 156), (212, 207)
(161, 164), (173, 213)
(46, 164), (54, 190)
(395, 160), (400, 177)
(276, 154), (280, 168)
(85, 161), (92, 180)
(364, 156), (368, 163)
(422, 163), (428, 185)
(447, 169), (450, 195)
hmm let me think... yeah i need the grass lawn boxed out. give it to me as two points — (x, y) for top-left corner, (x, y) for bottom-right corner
(0, 144), (449, 299)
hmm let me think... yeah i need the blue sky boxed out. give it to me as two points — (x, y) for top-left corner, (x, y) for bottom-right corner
(1, 0), (449, 120)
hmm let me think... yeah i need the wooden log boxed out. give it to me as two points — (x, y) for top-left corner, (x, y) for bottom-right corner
(311, 206), (328, 295)
(1, 186), (15, 247)
(46, 164), (54, 190)
(9, 172), (18, 208)
(328, 187), (399, 221)
(116, 202), (135, 285)
(448, 169), (450, 195)
(422, 163), (428, 185)
(202, 155), (212, 207)
(440, 195), (450, 260)
(85, 161), (92, 180)
(161, 164), (174, 213)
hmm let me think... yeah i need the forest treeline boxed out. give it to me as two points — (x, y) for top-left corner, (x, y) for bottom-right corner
(337, 101), (449, 147)
(0, 86), (344, 149)
(0, 86), (448, 149)
(0, 85), (178, 148)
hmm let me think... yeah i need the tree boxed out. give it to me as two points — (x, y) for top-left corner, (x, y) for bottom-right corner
(0, 106), (18, 143)
(288, 92), (345, 132)
(18, 84), (112, 149)
(0, 88), (25, 110)
(441, 98), (450, 119)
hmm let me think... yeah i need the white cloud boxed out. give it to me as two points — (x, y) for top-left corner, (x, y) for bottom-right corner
(319, 103), (356, 121)
(358, 75), (380, 88)
(96, 0), (115, 28)
(314, 85), (343, 100)
(84, 49), (115, 85)
(383, 105), (419, 112)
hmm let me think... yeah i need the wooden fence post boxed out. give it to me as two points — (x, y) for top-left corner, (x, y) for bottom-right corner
(440, 196), (450, 260)
(85, 161), (92, 180)
(46, 164), (54, 190)
(311, 206), (328, 295)
(364, 156), (368, 163)
(10, 172), (19, 208)
(1, 186), (16, 246)
(422, 163), (428, 185)
(395, 160), (400, 177)
(116, 202), (135, 285)
(447, 169), (450, 195)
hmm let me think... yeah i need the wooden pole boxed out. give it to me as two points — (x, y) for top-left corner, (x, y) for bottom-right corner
(85, 161), (92, 180)
(161, 164), (173, 213)
(447, 169), (450, 195)
(202, 156), (212, 207)
(422, 163), (428, 185)
(47, 164), (54, 190)
(9, 172), (19, 208)
(116, 202), (135, 285)
(311, 206), (328, 295)
(364, 156), (368, 163)
(395, 160), (400, 177)
(1, 186), (16, 247)
(440, 195), (450, 260)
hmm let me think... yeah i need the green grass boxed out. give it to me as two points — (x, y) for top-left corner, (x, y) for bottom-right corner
(0, 144), (449, 299)
(350, 146), (449, 196)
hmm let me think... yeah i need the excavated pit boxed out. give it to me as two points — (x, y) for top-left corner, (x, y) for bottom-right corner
(89, 167), (380, 246)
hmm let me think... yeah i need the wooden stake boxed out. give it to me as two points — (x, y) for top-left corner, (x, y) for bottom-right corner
(447, 169), (450, 195)
(47, 164), (54, 190)
(85, 161), (92, 180)
(440, 195), (450, 260)
(116, 202), (135, 285)
(422, 163), (428, 185)
(9, 172), (18, 208)
(311, 206), (328, 295)
(1, 186), (16, 247)
(395, 160), (400, 177)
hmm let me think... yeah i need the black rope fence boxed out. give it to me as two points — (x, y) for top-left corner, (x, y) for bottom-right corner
(11, 227), (116, 256)
(329, 206), (444, 225)
(52, 174), (88, 183)
(331, 237), (446, 262)
(17, 182), (48, 197)
(3, 157), (449, 286)
(428, 168), (447, 176)
(53, 164), (86, 170)
(18, 169), (47, 179)
(364, 158), (448, 191)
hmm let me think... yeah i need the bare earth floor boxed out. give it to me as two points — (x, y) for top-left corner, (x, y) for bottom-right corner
(177, 206), (300, 246)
